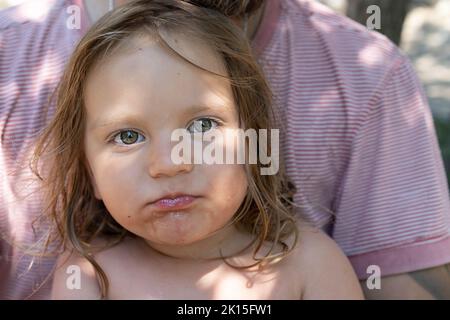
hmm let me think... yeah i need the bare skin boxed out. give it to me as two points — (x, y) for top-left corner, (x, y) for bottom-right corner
(82, 0), (450, 300)
(361, 266), (450, 299)
(52, 226), (363, 299)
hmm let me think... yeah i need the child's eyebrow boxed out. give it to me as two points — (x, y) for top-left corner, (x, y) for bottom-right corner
(92, 104), (230, 129)
(181, 104), (230, 116)
(92, 115), (144, 130)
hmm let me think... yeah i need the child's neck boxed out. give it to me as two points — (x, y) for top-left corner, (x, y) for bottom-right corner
(143, 224), (255, 261)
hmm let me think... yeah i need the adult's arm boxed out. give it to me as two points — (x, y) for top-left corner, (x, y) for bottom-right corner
(332, 54), (450, 299)
(361, 264), (450, 299)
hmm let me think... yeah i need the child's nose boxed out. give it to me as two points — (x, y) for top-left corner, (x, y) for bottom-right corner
(147, 136), (193, 179)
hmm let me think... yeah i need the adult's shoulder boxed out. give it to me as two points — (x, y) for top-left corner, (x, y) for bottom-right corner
(0, 0), (81, 71)
(0, 0), (66, 31)
(0, 0), (83, 126)
(281, 0), (406, 73)
(260, 0), (411, 119)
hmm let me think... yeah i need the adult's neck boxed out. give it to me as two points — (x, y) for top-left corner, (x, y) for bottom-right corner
(236, 1), (267, 42)
(83, 0), (127, 24)
(83, 0), (266, 42)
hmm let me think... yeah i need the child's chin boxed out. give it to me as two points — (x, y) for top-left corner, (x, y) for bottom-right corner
(148, 219), (204, 243)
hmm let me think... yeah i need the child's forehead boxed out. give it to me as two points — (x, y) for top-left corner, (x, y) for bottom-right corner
(109, 31), (228, 78)
(83, 31), (236, 127)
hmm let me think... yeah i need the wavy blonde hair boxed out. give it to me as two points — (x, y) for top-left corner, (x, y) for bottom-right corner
(30, 0), (302, 298)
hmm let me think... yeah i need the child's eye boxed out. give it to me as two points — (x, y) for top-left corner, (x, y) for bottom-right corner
(110, 129), (145, 145)
(187, 118), (220, 134)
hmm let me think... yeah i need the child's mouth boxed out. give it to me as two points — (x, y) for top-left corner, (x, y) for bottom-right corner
(151, 195), (199, 211)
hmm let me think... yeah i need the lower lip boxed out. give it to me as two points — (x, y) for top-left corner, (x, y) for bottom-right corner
(152, 196), (198, 211)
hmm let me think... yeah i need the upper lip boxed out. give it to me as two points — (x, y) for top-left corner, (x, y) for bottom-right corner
(149, 192), (198, 204)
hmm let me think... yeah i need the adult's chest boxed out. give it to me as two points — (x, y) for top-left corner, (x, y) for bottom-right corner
(259, 51), (353, 226)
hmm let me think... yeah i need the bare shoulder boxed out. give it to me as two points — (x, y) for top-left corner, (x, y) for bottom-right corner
(291, 225), (364, 300)
(51, 237), (135, 300)
(51, 248), (101, 299)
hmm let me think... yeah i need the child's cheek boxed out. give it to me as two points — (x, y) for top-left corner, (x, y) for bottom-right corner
(202, 163), (248, 213)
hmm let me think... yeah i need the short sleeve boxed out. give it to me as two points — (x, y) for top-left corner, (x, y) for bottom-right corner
(331, 56), (450, 279)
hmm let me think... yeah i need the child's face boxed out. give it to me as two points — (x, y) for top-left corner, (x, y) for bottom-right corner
(83, 34), (248, 255)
